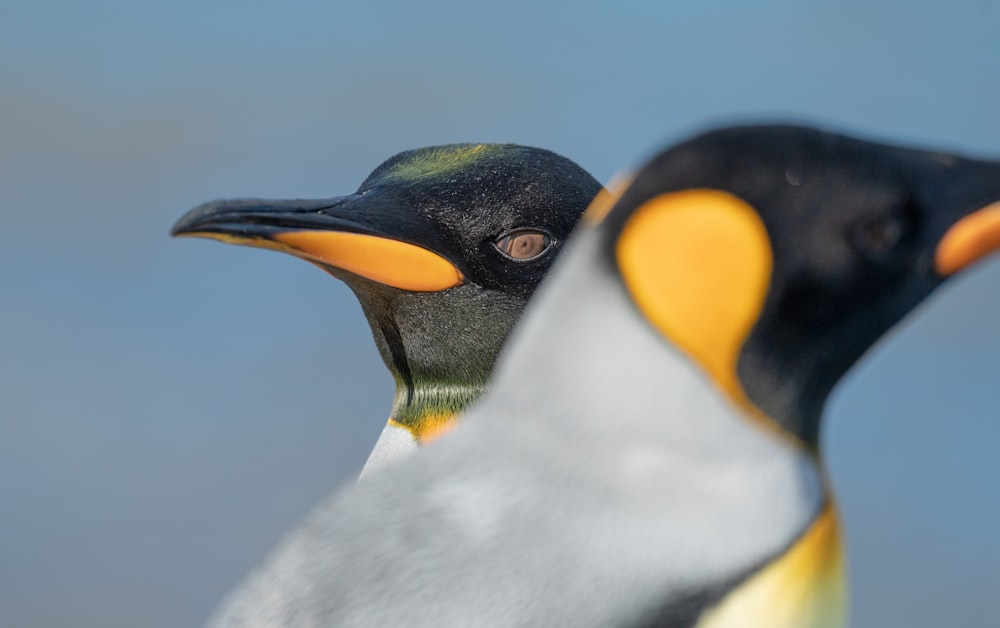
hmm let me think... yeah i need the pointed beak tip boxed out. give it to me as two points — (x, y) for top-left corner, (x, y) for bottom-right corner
(170, 199), (243, 239)
(169, 214), (195, 238)
(169, 220), (189, 238)
(170, 203), (215, 238)
(170, 213), (209, 239)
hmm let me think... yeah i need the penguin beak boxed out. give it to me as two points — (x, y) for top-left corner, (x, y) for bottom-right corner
(171, 196), (465, 292)
(936, 200), (1000, 277)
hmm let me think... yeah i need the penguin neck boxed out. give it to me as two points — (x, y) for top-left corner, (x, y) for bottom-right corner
(736, 333), (838, 452)
(345, 279), (523, 443)
(386, 376), (484, 442)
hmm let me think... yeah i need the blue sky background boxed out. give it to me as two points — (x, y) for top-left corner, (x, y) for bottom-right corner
(2, 1), (999, 626)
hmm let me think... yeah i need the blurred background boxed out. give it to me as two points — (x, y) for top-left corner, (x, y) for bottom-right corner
(3, 1), (999, 626)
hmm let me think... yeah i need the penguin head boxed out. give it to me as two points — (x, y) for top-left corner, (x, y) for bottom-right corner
(605, 125), (1000, 446)
(173, 144), (601, 424)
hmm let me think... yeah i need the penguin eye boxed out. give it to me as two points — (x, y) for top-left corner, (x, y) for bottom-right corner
(852, 213), (909, 261)
(494, 230), (552, 261)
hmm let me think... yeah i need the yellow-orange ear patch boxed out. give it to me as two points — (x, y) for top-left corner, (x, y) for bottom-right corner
(616, 189), (772, 400)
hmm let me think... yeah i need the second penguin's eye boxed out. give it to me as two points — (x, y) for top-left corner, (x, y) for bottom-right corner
(851, 208), (915, 263)
(495, 230), (552, 260)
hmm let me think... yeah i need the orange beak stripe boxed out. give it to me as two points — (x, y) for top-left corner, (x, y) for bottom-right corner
(936, 201), (1000, 276)
(270, 230), (464, 292)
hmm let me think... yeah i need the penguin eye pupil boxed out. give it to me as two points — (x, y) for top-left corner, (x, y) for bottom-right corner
(854, 215), (905, 259)
(495, 230), (551, 261)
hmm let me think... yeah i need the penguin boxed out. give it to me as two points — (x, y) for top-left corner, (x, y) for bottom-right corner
(203, 124), (1000, 628)
(172, 144), (602, 476)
